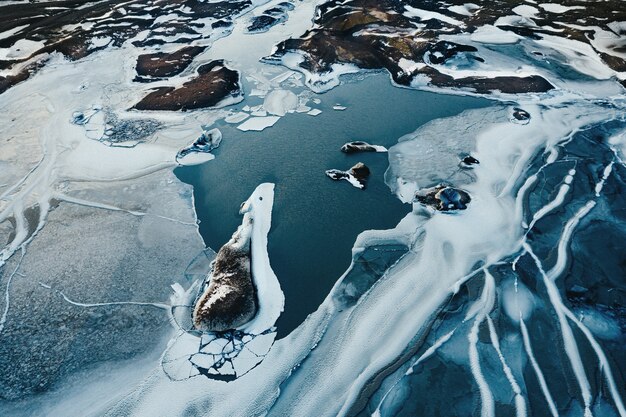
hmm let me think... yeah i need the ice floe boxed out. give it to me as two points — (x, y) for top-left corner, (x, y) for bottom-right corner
(237, 116), (280, 131)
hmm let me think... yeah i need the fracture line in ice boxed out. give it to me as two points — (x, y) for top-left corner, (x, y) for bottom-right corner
(466, 271), (496, 417)
(371, 330), (456, 417)
(0, 247), (25, 333)
(0, 155), (44, 202)
(526, 169), (576, 230)
(486, 317), (527, 417)
(524, 242), (593, 417)
(58, 290), (170, 310)
(54, 193), (197, 226)
(563, 308), (626, 417)
(514, 157), (626, 417)
(519, 318), (559, 417)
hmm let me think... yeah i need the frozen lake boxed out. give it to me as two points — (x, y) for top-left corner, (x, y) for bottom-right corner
(176, 73), (491, 335)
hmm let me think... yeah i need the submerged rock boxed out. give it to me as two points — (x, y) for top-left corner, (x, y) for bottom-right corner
(193, 219), (257, 332)
(415, 184), (471, 211)
(340, 141), (387, 153)
(326, 162), (370, 189)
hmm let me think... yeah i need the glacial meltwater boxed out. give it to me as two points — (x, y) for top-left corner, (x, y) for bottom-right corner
(175, 74), (491, 336)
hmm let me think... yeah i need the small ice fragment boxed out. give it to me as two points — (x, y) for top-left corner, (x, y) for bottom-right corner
(250, 89), (268, 97)
(296, 105), (311, 113)
(307, 109), (322, 116)
(333, 104), (347, 111)
(225, 112), (250, 124)
(237, 116), (280, 131)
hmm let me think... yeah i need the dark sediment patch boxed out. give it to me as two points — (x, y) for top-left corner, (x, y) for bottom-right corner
(133, 60), (241, 111)
(0, 0), (252, 95)
(266, 0), (624, 93)
(135, 46), (206, 80)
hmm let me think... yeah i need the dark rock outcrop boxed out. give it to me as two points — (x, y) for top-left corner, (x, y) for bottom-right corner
(459, 154), (479, 168)
(193, 223), (257, 332)
(135, 46), (206, 80)
(326, 162), (370, 189)
(340, 141), (387, 153)
(176, 127), (222, 161)
(134, 60), (241, 111)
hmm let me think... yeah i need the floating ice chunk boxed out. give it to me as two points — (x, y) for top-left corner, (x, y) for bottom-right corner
(251, 110), (268, 117)
(539, 3), (585, 13)
(307, 108), (322, 116)
(270, 70), (296, 85)
(176, 127), (222, 166)
(237, 116), (280, 131)
(340, 141), (387, 153)
(224, 112), (249, 124)
(263, 89), (298, 116)
(447, 3), (480, 16)
(296, 105), (311, 113)
(333, 104), (347, 111)
(512, 5), (539, 19)
(250, 88), (268, 97)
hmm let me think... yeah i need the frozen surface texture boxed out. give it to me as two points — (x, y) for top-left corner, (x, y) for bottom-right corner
(0, 0), (625, 416)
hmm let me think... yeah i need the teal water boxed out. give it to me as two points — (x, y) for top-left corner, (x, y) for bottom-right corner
(175, 73), (491, 336)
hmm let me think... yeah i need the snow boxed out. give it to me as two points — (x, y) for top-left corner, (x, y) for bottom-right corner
(238, 183), (284, 334)
(470, 25), (522, 44)
(0, 25), (28, 41)
(398, 58), (426, 74)
(539, 3), (585, 13)
(404, 6), (464, 27)
(512, 5), (539, 19)
(447, 3), (480, 17)
(0, 39), (45, 60)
